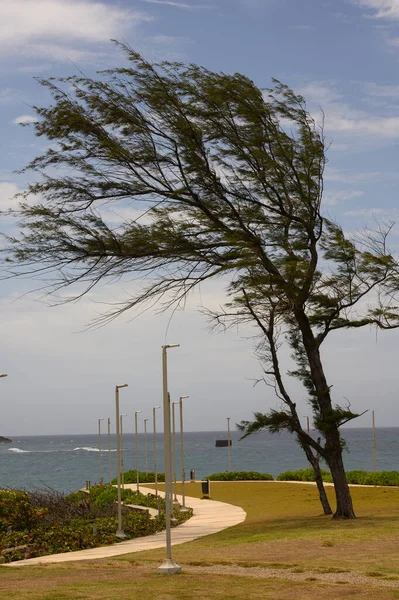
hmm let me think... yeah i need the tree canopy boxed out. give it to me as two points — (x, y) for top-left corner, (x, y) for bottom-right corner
(4, 43), (399, 518)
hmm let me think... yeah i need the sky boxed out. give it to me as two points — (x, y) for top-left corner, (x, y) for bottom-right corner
(1, 0), (399, 435)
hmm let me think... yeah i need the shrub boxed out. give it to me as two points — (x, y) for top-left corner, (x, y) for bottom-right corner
(276, 469), (333, 483)
(276, 469), (399, 487)
(0, 485), (190, 563)
(111, 470), (165, 484)
(204, 471), (274, 481)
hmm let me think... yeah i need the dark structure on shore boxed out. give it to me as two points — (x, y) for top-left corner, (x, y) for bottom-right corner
(215, 439), (232, 448)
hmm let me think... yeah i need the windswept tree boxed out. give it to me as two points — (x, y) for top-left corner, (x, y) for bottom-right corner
(4, 44), (399, 518)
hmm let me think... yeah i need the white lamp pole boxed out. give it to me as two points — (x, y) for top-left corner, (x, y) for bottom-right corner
(98, 418), (104, 485)
(153, 405), (161, 496)
(115, 384), (128, 539)
(179, 395), (189, 511)
(172, 401), (180, 505)
(227, 417), (231, 472)
(120, 413), (127, 489)
(107, 417), (112, 484)
(158, 344), (181, 575)
(144, 418), (149, 476)
(135, 410), (142, 493)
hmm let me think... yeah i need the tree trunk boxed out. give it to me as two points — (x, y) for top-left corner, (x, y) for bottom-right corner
(304, 446), (333, 515)
(313, 459), (333, 516)
(326, 448), (356, 519)
(293, 307), (356, 519)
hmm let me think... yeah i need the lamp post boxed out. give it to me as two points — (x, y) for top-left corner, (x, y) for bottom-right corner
(120, 413), (127, 489)
(144, 418), (149, 476)
(107, 417), (112, 484)
(172, 401), (180, 505)
(135, 410), (142, 493)
(98, 418), (104, 485)
(153, 405), (161, 496)
(158, 344), (181, 575)
(179, 395), (189, 511)
(115, 384), (128, 539)
(227, 417), (231, 472)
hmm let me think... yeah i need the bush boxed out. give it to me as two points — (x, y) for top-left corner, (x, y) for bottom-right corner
(276, 469), (399, 487)
(204, 471), (274, 481)
(0, 485), (190, 563)
(88, 485), (165, 510)
(276, 469), (333, 483)
(111, 470), (165, 484)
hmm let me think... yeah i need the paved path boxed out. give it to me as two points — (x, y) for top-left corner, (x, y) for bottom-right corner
(7, 485), (246, 567)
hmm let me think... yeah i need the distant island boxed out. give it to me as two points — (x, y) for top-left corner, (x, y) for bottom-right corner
(0, 436), (12, 443)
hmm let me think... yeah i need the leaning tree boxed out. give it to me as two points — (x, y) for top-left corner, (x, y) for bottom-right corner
(4, 44), (399, 518)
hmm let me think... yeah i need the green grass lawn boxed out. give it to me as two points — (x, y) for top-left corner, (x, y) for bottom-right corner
(1, 482), (399, 600)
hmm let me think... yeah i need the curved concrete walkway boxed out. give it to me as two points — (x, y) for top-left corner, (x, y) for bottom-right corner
(7, 485), (246, 567)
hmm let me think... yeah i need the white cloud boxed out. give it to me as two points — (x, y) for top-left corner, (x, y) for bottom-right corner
(1, 0), (145, 45)
(345, 207), (387, 216)
(142, 0), (210, 8)
(355, 0), (399, 20)
(324, 167), (383, 184)
(364, 81), (399, 98)
(0, 182), (20, 211)
(323, 190), (364, 206)
(12, 115), (38, 125)
(300, 80), (399, 142)
(0, 0), (150, 64)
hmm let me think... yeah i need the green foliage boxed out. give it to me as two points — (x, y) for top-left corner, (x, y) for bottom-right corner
(205, 471), (274, 481)
(0, 486), (190, 563)
(345, 470), (399, 487)
(111, 470), (165, 485)
(277, 468), (333, 483)
(0, 489), (47, 532)
(276, 469), (399, 487)
(88, 484), (164, 510)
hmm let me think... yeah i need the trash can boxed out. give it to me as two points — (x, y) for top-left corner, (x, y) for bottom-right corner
(201, 480), (210, 498)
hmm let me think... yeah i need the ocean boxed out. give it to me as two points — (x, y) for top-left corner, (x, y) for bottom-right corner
(1, 428), (398, 493)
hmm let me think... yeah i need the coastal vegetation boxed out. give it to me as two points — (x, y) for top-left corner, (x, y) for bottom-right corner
(0, 486), (191, 564)
(111, 470), (165, 485)
(205, 471), (273, 481)
(6, 44), (399, 518)
(277, 468), (399, 487)
(2, 482), (399, 600)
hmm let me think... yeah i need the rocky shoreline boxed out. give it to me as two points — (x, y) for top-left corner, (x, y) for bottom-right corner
(0, 436), (12, 443)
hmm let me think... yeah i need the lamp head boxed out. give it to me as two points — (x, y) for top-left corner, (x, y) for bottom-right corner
(116, 383), (128, 389)
(180, 395), (189, 400)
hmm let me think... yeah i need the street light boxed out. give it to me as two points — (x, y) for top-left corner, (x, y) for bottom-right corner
(120, 413), (127, 489)
(172, 401), (180, 506)
(158, 344), (181, 575)
(227, 417), (231, 472)
(144, 418), (149, 476)
(153, 405), (161, 497)
(98, 418), (104, 485)
(179, 395), (189, 511)
(107, 417), (112, 484)
(115, 383), (128, 539)
(0, 374), (7, 378)
(135, 410), (142, 493)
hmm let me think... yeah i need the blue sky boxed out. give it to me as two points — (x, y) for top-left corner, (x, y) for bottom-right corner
(1, 0), (399, 436)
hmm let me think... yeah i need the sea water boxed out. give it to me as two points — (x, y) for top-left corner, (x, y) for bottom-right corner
(0, 428), (398, 493)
